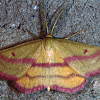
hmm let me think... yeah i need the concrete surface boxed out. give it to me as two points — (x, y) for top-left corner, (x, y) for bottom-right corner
(0, 0), (100, 99)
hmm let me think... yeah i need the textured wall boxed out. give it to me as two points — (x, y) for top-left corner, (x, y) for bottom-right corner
(0, 0), (100, 99)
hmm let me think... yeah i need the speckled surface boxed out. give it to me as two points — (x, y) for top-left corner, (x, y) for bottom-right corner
(0, 0), (100, 99)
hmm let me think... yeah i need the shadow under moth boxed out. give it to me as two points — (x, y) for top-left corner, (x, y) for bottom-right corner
(0, 1), (100, 94)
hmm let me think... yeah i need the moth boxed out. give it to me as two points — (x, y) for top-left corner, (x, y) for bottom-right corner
(0, 1), (100, 94)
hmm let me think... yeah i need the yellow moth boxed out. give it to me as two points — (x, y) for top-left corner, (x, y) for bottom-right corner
(0, 1), (100, 94)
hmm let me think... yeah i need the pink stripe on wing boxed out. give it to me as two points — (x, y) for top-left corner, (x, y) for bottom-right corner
(64, 50), (100, 63)
(50, 78), (86, 94)
(0, 71), (18, 80)
(32, 63), (67, 67)
(85, 67), (100, 77)
(0, 54), (35, 64)
(13, 78), (86, 94)
(13, 81), (47, 94)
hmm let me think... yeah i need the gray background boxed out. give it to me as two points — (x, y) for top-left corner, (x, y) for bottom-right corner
(0, 0), (100, 99)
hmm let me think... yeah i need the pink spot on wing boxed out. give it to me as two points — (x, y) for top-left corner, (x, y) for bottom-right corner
(12, 52), (15, 56)
(84, 49), (87, 54)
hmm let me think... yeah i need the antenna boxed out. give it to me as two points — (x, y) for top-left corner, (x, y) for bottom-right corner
(50, 2), (69, 35)
(64, 28), (84, 39)
(41, 2), (49, 35)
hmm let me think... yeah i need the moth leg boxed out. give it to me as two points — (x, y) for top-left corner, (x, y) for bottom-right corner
(25, 28), (38, 39)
